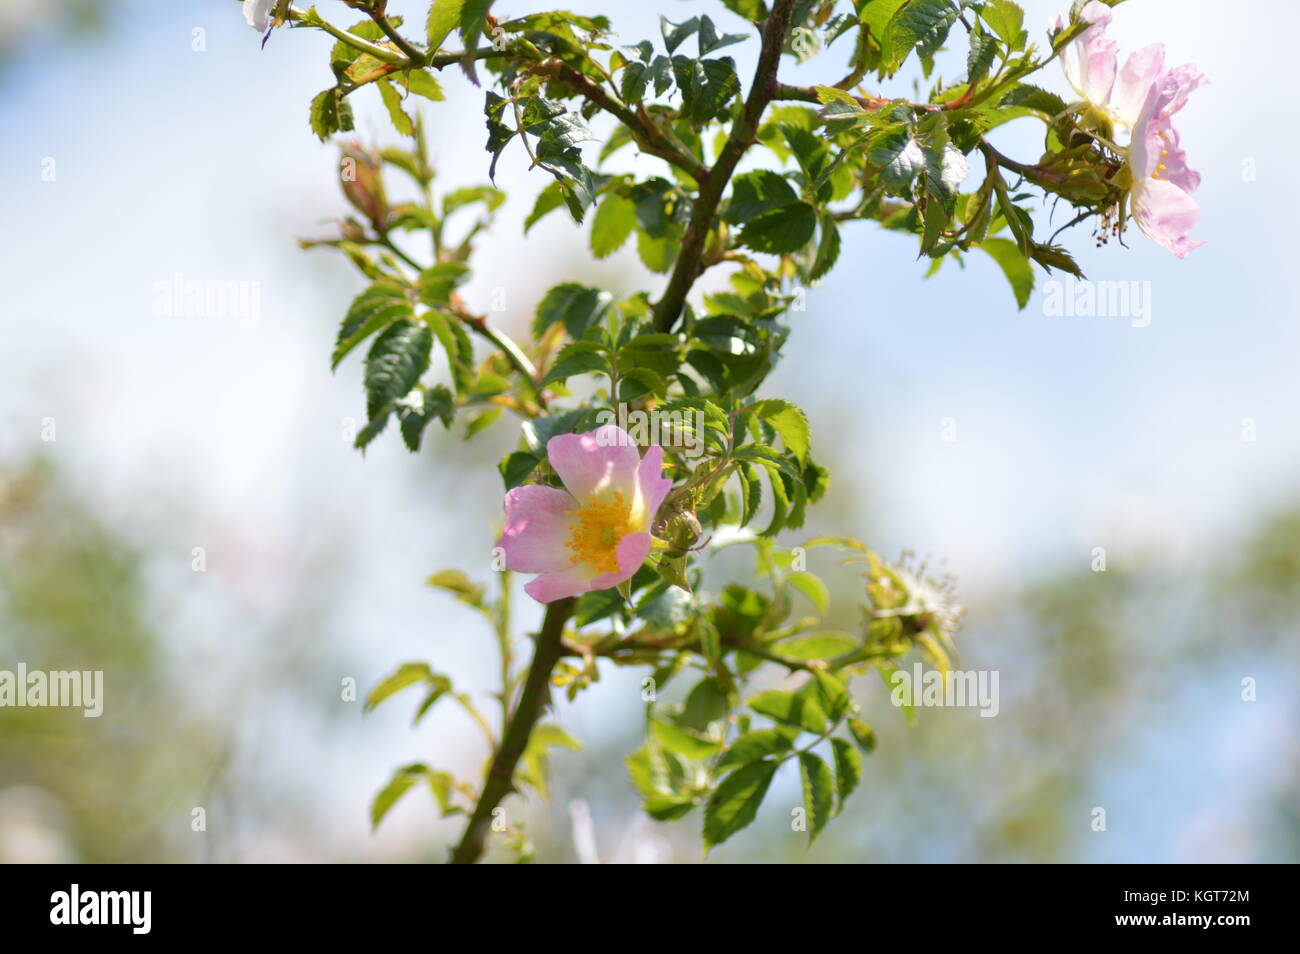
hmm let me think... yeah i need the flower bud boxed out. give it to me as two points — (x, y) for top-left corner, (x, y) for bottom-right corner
(663, 508), (702, 552)
(338, 142), (388, 228)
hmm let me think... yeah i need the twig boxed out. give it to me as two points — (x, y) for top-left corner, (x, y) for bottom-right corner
(449, 597), (576, 864)
(652, 0), (798, 333)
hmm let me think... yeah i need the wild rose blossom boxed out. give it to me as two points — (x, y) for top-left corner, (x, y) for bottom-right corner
(1055, 1), (1206, 256)
(1056, 1), (1163, 130)
(500, 425), (672, 603)
(1128, 66), (1207, 258)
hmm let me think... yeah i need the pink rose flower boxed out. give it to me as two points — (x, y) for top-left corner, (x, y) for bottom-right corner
(1056, 1), (1165, 130)
(1054, 2), (1207, 257)
(500, 425), (672, 603)
(1129, 65), (1208, 258)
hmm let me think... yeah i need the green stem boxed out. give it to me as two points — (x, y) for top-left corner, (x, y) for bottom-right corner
(652, 0), (797, 332)
(286, 5), (409, 66)
(449, 597), (576, 864)
(368, 11), (426, 65)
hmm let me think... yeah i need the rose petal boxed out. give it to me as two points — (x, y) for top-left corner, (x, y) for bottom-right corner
(588, 532), (653, 591)
(634, 444), (673, 531)
(1060, 1), (1118, 107)
(1108, 44), (1165, 128)
(524, 568), (595, 603)
(243, 0), (275, 32)
(500, 485), (577, 574)
(1131, 177), (1205, 258)
(547, 425), (641, 501)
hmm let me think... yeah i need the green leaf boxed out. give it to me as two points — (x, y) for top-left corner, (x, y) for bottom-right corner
(651, 718), (720, 761)
(399, 385), (453, 451)
(831, 737), (862, 812)
(869, 126), (926, 194)
(750, 398), (811, 463)
(966, 28), (997, 84)
(499, 450), (540, 490)
(309, 87), (354, 141)
(425, 569), (485, 607)
(678, 677), (729, 731)
(979, 237), (1034, 309)
(810, 213), (841, 281)
(738, 201), (817, 255)
(371, 762), (432, 829)
(786, 571), (829, 616)
(534, 283), (612, 338)
(520, 723), (582, 801)
(725, 170), (798, 225)
(894, 0), (960, 60)
(848, 718), (877, 752)
(748, 688), (827, 734)
(703, 760), (778, 849)
(363, 320), (432, 420)
(365, 662), (437, 712)
(981, 0), (1027, 52)
(416, 262), (470, 308)
(812, 670), (852, 720)
(798, 751), (835, 842)
(427, 0), (466, 51)
(772, 630), (859, 661)
(333, 281), (413, 369)
(377, 78), (414, 136)
(717, 727), (798, 770)
(590, 191), (637, 259)
(540, 342), (611, 388)
(404, 69), (445, 102)
(660, 15), (700, 54)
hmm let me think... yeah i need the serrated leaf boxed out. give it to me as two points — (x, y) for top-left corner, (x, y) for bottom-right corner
(366, 662), (439, 711)
(750, 398), (811, 463)
(830, 738), (862, 812)
(786, 571), (829, 616)
(981, 0), (1027, 52)
(371, 762), (431, 829)
(848, 718), (877, 752)
(590, 191), (637, 258)
(891, 0), (960, 62)
(377, 78), (414, 136)
(703, 760), (777, 849)
(404, 69), (445, 102)
(798, 751), (835, 842)
(725, 170), (798, 225)
(364, 320), (432, 419)
(426, 569), (485, 606)
(427, 0), (466, 51)
(651, 718), (720, 761)
(333, 281), (413, 369)
(310, 87), (354, 141)
(869, 126), (926, 193)
(979, 237), (1033, 309)
(748, 688), (827, 734)
(534, 283), (611, 339)
(738, 202), (817, 255)
(717, 727), (798, 770)
(773, 631), (859, 661)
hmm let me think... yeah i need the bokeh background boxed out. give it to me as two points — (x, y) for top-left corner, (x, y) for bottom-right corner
(1, 0), (1296, 863)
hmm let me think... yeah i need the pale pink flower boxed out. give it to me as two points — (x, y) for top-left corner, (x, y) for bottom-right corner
(500, 425), (672, 603)
(1056, 1), (1165, 130)
(1128, 65), (1208, 258)
(243, 0), (276, 33)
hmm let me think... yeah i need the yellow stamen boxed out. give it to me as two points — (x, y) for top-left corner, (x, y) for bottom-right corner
(564, 491), (635, 575)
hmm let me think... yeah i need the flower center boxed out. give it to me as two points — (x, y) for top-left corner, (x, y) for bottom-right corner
(565, 491), (635, 575)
